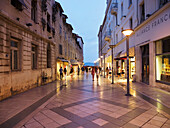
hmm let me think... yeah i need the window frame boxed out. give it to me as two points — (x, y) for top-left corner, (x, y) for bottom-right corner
(129, 17), (133, 29)
(10, 39), (20, 71)
(155, 37), (170, 85)
(47, 44), (51, 68)
(129, 0), (132, 8)
(121, 3), (123, 18)
(59, 44), (63, 55)
(140, 2), (145, 23)
(31, 0), (37, 23)
(31, 44), (38, 69)
(47, 12), (51, 33)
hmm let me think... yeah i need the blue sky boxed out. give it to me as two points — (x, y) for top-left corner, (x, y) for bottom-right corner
(56, 0), (106, 63)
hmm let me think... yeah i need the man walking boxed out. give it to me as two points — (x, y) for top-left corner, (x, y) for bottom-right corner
(59, 67), (63, 80)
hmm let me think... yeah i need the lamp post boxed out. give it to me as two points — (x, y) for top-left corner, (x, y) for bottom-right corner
(109, 45), (116, 84)
(103, 53), (107, 78)
(122, 29), (133, 96)
(100, 56), (103, 76)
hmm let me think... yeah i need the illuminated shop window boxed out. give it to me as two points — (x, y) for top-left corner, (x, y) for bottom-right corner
(156, 37), (170, 84)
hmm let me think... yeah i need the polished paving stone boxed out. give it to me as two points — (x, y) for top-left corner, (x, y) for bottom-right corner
(0, 73), (170, 128)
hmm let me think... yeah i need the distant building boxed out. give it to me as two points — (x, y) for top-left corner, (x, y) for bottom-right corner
(0, 0), (84, 100)
(98, 0), (170, 91)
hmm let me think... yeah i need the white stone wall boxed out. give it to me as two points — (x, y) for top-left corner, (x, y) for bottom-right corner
(99, 0), (170, 91)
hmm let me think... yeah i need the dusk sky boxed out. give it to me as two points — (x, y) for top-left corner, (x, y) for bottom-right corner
(57, 0), (106, 63)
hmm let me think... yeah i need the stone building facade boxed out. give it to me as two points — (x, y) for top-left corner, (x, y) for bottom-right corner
(98, 0), (170, 91)
(0, 0), (84, 100)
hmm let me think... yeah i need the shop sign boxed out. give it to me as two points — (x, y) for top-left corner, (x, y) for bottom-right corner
(136, 11), (170, 37)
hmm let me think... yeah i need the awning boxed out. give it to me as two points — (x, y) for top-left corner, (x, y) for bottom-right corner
(18, 0), (28, 8)
(120, 47), (135, 58)
(57, 58), (69, 63)
(72, 64), (79, 66)
(114, 47), (135, 60)
(114, 51), (123, 59)
(70, 59), (79, 66)
(70, 59), (77, 63)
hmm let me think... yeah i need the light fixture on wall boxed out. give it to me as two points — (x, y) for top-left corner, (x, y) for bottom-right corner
(16, 17), (20, 21)
(146, 14), (151, 17)
(26, 23), (32, 27)
(48, 36), (52, 39)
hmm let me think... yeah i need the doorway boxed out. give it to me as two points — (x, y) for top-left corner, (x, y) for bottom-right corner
(141, 44), (149, 84)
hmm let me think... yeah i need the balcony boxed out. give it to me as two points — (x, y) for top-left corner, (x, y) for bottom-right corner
(111, 3), (118, 15)
(104, 30), (111, 42)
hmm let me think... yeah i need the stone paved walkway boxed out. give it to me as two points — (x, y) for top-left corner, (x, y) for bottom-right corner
(14, 73), (170, 128)
(112, 76), (170, 109)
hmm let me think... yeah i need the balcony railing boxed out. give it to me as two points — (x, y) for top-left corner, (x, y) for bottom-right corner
(104, 30), (111, 42)
(111, 3), (118, 15)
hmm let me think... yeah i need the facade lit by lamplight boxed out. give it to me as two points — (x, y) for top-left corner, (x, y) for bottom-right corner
(98, 0), (170, 91)
(0, 0), (84, 100)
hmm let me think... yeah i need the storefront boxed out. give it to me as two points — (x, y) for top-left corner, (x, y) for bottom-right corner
(156, 37), (170, 84)
(114, 47), (135, 78)
(70, 59), (79, 74)
(135, 3), (170, 90)
(56, 58), (69, 79)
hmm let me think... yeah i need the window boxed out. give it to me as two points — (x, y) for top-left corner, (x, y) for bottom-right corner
(121, 3), (123, 18)
(59, 25), (62, 36)
(31, 44), (37, 69)
(59, 44), (62, 55)
(159, 0), (169, 8)
(156, 37), (170, 84)
(31, 0), (37, 22)
(129, 0), (132, 7)
(65, 48), (67, 56)
(47, 44), (51, 68)
(140, 2), (145, 23)
(115, 14), (118, 25)
(116, 34), (118, 43)
(65, 32), (67, 40)
(130, 18), (133, 29)
(10, 40), (20, 71)
(11, 0), (23, 11)
(47, 13), (51, 33)
(121, 27), (123, 39)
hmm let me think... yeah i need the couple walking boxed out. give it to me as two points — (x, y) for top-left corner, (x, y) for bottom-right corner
(91, 67), (99, 81)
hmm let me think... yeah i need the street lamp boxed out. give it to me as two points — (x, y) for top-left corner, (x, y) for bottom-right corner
(103, 53), (107, 78)
(109, 45), (116, 84)
(122, 29), (133, 96)
(100, 56), (103, 76)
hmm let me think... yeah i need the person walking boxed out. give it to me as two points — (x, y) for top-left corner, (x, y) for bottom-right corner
(86, 67), (88, 73)
(64, 67), (67, 79)
(59, 67), (63, 80)
(109, 67), (112, 78)
(96, 67), (99, 81)
(77, 66), (80, 75)
(117, 66), (121, 79)
(81, 66), (85, 74)
(91, 67), (95, 81)
(106, 67), (109, 78)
